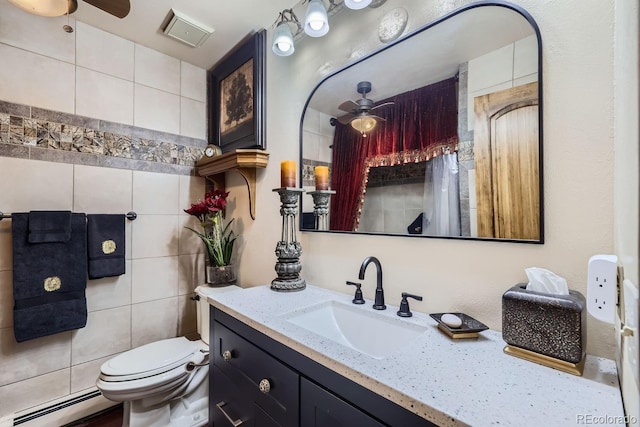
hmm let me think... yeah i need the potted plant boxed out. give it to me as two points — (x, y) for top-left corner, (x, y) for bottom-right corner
(184, 189), (238, 285)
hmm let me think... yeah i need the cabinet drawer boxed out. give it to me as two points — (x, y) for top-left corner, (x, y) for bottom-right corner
(212, 365), (284, 427)
(213, 321), (299, 426)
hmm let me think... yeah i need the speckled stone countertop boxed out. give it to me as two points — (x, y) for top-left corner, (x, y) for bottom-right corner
(207, 285), (625, 427)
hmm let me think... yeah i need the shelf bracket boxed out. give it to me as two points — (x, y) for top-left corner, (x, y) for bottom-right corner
(197, 149), (269, 220)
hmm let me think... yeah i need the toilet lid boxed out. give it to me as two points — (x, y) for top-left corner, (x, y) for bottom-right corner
(101, 337), (201, 380)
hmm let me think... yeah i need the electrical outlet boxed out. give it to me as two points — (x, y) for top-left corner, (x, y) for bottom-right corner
(587, 254), (618, 324)
(623, 280), (639, 387)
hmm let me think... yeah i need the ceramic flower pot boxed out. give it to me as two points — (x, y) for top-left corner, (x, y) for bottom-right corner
(206, 264), (236, 286)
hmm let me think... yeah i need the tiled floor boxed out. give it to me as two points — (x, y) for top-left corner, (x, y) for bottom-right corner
(62, 404), (122, 427)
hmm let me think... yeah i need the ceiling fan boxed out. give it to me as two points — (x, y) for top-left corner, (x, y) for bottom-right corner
(334, 81), (394, 136)
(7, 0), (131, 19)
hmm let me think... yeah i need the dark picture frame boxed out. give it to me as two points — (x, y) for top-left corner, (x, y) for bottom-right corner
(208, 29), (266, 152)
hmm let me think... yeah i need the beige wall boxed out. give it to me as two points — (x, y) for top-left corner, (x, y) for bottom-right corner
(232, 0), (619, 361)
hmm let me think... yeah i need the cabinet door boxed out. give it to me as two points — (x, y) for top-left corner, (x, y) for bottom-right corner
(300, 378), (386, 427)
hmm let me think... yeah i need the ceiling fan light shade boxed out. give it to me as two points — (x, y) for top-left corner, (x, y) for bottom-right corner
(304, 0), (329, 37)
(272, 22), (295, 56)
(7, 0), (76, 16)
(344, 0), (373, 10)
(351, 115), (377, 136)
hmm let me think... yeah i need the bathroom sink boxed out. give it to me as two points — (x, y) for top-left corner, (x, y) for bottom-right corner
(282, 300), (427, 359)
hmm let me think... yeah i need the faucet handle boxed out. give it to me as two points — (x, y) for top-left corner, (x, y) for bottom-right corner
(397, 292), (423, 317)
(346, 281), (365, 304)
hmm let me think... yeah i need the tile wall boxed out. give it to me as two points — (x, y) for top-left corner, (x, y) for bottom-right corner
(0, 3), (210, 418)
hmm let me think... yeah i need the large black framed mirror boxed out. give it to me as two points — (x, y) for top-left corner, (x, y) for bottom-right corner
(299, 1), (543, 243)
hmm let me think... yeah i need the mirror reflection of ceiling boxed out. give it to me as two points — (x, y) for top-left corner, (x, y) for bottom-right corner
(308, 6), (535, 117)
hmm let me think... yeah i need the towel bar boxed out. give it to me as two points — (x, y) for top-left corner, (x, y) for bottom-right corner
(0, 211), (138, 221)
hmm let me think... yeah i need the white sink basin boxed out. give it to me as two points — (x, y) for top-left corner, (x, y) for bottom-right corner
(282, 300), (427, 359)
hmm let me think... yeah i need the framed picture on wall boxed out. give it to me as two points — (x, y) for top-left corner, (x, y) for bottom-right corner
(209, 29), (266, 153)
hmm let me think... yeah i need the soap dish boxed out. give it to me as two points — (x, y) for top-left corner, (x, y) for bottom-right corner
(429, 313), (489, 339)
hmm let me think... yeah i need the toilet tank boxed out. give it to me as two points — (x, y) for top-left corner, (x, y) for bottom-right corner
(194, 285), (240, 345)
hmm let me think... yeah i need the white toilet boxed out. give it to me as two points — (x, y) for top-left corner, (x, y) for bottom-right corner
(96, 285), (239, 427)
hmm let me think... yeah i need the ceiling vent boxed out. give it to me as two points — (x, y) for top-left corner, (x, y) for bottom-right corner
(163, 9), (214, 47)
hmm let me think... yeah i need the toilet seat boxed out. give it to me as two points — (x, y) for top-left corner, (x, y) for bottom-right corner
(100, 337), (205, 382)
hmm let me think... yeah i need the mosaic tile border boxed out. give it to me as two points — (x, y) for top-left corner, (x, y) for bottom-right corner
(0, 100), (206, 175)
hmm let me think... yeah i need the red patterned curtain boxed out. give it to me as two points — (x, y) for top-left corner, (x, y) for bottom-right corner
(329, 77), (459, 231)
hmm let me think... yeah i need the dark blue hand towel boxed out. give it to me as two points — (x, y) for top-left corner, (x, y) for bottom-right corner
(87, 214), (125, 279)
(12, 212), (88, 343)
(28, 210), (72, 243)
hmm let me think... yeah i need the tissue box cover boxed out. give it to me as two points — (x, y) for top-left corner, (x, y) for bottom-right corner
(502, 283), (586, 363)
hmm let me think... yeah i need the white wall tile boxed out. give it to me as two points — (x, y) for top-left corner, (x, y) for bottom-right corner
(86, 261), (132, 312)
(179, 254), (205, 295)
(131, 257), (179, 304)
(0, 44), (75, 114)
(181, 62), (207, 102)
(134, 84), (180, 134)
(179, 175), (206, 214)
(178, 294), (197, 337)
(76, 67), (134, 125)
(74, 165), (133, 214)
(132, 297), (178, 348)
(131, 215), (180, 259)
(319, 135), (333, 164)
(76, 22), (134, 81)
(0, 3), (75, 63)
(514, 73), (539, 88)
(132, 171), (180, 214)
(304, 107), (321, 133)
(514, 35), (539, 80)
(71, 306), (131, 365)
(0, 272), (13, 328)
(0, 328), (71, 386)
(70, 354), (114, 394)
(135, 45), (180, 95)
(0, 221), (11, 271)
(470, 207), (478, 238)
(0, 369), (70, 416)
(0, 157), (74, 212)
(178, 215), (206, 256)
(180, 97), (207, 139)
(468, 44), (514, 93)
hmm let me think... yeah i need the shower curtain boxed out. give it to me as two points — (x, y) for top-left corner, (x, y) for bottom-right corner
(422, 153), (461, 236)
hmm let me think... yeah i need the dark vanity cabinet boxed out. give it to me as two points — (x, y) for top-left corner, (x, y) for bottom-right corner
(209, 307), (435, 427)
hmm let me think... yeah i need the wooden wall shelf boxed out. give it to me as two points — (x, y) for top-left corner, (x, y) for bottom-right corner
(196, 149), (269, 220)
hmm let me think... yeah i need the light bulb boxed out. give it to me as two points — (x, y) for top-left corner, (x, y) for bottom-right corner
(277, 41), (292, 51)
(272, 21), (295, 56)
(344, 0), (372, 10)
(304, 0), (329, 37)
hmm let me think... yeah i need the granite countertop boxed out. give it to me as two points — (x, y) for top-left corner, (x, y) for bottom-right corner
(207, 285), (625, 427)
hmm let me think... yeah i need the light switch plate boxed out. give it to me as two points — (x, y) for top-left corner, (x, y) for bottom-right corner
(623, 280), (639, 387)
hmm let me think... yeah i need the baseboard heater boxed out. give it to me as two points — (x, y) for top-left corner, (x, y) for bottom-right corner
(11, 389), (115, 427)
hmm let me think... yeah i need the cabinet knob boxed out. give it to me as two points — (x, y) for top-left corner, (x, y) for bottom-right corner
(222, 350), (233, 362)
(259, 378), (271, 394)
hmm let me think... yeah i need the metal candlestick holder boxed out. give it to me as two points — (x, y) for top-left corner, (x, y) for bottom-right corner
(307, 190), (336, 231)
(271, 187), (306, 292)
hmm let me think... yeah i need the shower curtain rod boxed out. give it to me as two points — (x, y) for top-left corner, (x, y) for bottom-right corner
(0, 211), (138, 221)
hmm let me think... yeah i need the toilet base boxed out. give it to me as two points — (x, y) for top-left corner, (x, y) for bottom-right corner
(123, 376), (209, 427)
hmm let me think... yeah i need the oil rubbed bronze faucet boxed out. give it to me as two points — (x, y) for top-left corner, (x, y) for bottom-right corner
(358, 256), (386, 310)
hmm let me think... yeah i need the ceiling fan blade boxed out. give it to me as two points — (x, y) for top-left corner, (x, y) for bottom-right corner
(338, 100), (359, 113)
(370, 114), (386, 122)
(371, 101), (395, 111)
(336, 113), (355, 125)
(82, 0), (130, 18)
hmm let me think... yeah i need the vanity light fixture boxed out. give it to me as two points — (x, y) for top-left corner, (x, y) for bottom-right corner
(7, 0), (76, 16)
(344, 0), (372, 10)
(272, 9), (303, 56)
